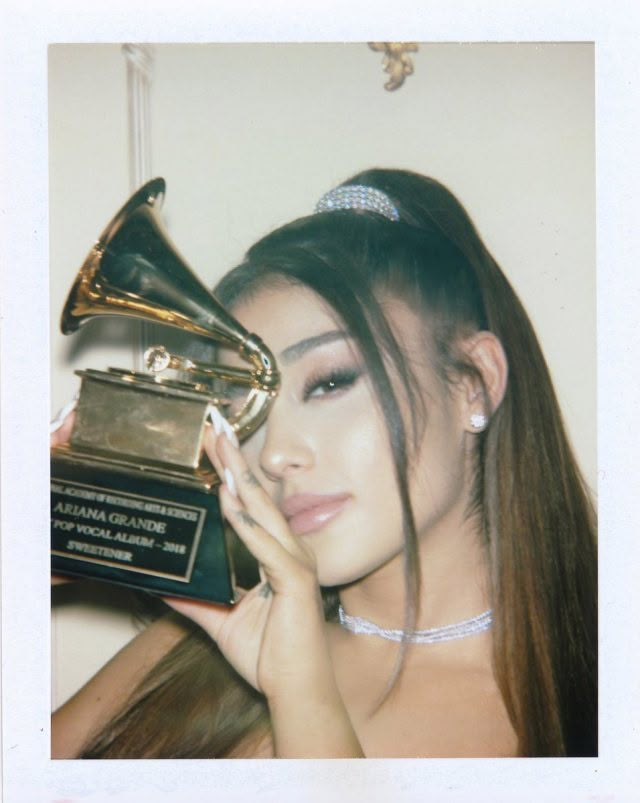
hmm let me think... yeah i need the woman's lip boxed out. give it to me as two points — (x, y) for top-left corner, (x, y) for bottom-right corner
(281, 493), (351, 536)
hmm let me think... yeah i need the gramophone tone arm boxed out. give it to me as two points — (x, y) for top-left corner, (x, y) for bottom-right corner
(143, 344), (278, 439)
(144, 346), (256, 385)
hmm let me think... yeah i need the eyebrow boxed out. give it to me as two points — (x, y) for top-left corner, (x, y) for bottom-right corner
(279, 330), (351, 365)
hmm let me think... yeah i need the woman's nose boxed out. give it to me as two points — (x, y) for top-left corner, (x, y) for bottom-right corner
(257, 408), (314, 482)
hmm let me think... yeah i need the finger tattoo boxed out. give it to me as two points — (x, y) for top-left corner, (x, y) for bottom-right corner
(236, 510), (257, 528)
(242, 469), (261, 488)
(258, 581), (272, 598)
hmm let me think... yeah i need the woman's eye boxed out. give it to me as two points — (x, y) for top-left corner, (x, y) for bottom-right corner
(303, 369), (361, 400)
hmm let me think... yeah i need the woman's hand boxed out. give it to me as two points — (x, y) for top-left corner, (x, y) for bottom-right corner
(164, 422), (327, 700)
(165, 421), (364, 756)
(50, 395), (78, 445)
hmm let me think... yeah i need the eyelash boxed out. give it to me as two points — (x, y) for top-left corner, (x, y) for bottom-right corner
(302, 367), (362, 401)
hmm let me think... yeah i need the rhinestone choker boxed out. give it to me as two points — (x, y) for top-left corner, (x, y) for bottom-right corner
(337, 605), (493, 644)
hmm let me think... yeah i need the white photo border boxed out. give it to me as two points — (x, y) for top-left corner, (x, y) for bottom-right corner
(2, 1), (639, 801)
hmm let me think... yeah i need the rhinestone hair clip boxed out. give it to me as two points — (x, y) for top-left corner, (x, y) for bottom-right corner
(315, 184), (400, 222)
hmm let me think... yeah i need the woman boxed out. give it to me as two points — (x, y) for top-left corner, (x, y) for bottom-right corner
(51, 168), (597, 759)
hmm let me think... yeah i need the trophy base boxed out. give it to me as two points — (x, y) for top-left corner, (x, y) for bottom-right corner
(51, 451), (259, 603)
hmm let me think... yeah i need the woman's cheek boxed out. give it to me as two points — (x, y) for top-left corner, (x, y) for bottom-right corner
(330, 403), (390, 478)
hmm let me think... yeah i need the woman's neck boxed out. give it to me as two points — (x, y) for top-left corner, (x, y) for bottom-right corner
(339, 513), (490, 633)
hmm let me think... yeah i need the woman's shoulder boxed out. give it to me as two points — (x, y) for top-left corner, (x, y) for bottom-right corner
(51, 611), (190, 758)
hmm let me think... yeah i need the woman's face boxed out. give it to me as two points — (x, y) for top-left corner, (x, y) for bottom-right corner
(226, 282), (471, 588)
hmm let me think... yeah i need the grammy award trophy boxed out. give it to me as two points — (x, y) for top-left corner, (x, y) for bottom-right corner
(51, 178), (279, 603)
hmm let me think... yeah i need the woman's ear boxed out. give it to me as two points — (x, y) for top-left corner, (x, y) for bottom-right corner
(457, 332), (509, 433)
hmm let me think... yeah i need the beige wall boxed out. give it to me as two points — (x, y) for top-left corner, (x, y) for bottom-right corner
(50, 43), (595, 707)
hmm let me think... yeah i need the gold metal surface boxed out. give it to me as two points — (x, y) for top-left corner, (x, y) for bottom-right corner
(60, 177), (280, 440)
(71, 371), (211, 468)
(368, 42), (419, 91)
(52, 178), (274, 601)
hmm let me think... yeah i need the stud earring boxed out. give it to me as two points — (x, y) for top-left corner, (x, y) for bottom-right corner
(470, 413), (487, 430)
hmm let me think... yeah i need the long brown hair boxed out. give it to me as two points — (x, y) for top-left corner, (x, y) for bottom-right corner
(80, 169), (596, 758)
(81, 614), (269, 758)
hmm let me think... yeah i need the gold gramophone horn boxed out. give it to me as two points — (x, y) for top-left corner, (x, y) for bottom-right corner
(60, 178), (279, 437)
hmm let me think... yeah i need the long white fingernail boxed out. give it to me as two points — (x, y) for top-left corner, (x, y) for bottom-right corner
(50, 393), (79, 434)
(223, 418), (239, 448)
(207, 404), (225, 435)
(223, 467), (237, 497)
